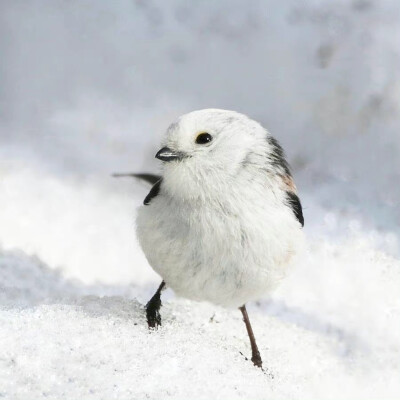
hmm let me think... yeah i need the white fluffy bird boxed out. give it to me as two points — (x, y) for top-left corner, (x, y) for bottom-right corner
(116, 109), (304, 368)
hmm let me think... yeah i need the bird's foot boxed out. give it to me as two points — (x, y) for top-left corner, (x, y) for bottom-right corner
(239, 351), (271, 375)
(145, 300), (162, 329)
(251, 353), (263, 369)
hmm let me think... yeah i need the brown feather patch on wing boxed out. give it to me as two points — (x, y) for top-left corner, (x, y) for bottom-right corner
(281, 174), (297, 193)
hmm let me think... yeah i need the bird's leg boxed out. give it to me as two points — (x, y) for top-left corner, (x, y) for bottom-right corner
(145, 281), (166, 329)
(239, 305), (263, 368)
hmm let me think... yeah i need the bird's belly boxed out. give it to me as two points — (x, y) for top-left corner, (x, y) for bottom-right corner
(136, 201), (303, 308)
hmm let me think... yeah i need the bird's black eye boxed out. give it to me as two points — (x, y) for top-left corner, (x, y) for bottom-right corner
(195, 132), (212, 145)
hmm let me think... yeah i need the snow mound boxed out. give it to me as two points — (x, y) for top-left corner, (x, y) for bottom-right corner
(1, 248), (399, 399)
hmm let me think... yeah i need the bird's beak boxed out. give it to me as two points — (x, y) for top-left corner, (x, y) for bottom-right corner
(155, 147), (184, 162)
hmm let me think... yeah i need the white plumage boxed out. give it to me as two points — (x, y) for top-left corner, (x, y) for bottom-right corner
(136, 109), (304, 308)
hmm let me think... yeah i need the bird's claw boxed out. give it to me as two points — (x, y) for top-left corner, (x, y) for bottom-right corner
(251, 355), (263, 369)
(146, 310), (161, 329)
(239, 351), (266, 372)
(146, 303), (162, 329)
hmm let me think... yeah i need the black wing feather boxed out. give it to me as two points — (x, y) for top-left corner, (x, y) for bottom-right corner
(267, 136), (291, 176)
(286, 192), (304, 227)
(144, 179), (162, 205)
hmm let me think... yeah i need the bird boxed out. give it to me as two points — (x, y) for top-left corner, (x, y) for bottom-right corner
(114, 109), (304, 368)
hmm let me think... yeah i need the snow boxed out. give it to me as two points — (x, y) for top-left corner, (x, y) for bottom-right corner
(1, 244), (399, 399)
(1, 0), (400, 399)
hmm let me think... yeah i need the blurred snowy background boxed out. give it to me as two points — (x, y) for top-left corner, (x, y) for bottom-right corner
(0, 1), (399, 399)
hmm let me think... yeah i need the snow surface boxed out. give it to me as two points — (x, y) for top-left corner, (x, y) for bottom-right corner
(1, 0), (400, 399)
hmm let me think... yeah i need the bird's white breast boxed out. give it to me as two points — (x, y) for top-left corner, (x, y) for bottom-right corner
(136, 175), (304, 308)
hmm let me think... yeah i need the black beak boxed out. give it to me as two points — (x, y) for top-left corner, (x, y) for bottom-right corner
(155, 147), (183, 162)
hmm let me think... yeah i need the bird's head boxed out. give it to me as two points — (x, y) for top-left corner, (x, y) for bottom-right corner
(156, 109), (273, 201)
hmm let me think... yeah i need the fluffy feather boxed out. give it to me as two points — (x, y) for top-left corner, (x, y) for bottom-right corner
(136, 109), (304, 308)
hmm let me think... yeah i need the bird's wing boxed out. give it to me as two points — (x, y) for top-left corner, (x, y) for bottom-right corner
(143, 178), (162, 205)
(112, 172), (162, 205)
(112, 173), (161, 185)
(286, 191), (304, 227)
(266, 135), (304, 227)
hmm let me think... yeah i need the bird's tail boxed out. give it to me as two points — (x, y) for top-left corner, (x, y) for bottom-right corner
(112, 173), (161, 185)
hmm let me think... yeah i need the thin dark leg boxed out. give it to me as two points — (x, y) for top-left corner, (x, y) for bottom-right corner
(146, 281), (166, 329)
(239, 305), (263, 368)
